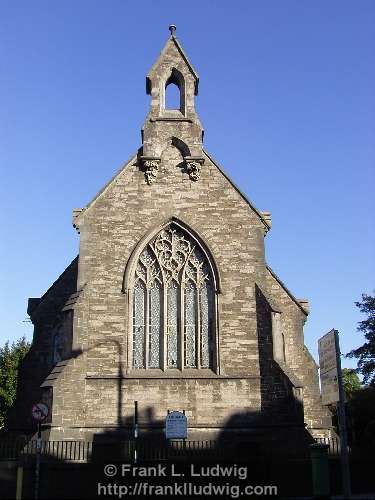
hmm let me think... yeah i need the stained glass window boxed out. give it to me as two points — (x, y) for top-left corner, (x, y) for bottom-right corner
(133, 281), (146, 368)
(132, 224), (215, 370)
(200, 281), (213, 368)
(149, 282), (161, 368)
(184, 281), (197, 367)
(167, 282), (178, 368)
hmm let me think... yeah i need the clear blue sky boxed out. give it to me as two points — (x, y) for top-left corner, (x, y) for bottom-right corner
(1, 1), (374, 371)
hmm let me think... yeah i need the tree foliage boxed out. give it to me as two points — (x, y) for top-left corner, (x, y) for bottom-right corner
(342, 368), (361, 401)
(347, 293), (375, 386)
(0, 337), (30, 427)
(347, 386), (375, 448)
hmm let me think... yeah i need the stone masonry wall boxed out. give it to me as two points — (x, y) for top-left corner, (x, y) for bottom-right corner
(264, 269), (332, 436)
(50, 147), (271, 438)
(5, 258), (78, 435)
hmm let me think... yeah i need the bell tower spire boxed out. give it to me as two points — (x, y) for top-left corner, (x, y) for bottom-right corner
(141, 26), (204, 183)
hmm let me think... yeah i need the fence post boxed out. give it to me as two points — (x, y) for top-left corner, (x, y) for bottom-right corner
(310, 443), (330, 499)
(16, 463), (23, 500)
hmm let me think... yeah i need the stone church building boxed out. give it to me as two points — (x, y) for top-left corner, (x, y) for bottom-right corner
(6, 27), (332, 451)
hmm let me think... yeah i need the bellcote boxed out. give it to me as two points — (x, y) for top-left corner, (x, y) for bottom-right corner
(141, 26), (204, 179)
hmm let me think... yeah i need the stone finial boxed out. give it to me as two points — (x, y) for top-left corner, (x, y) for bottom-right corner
(261, 211), (272, 228)
(298, 299), (310, 314)
(259, 211), (271, 236)
(169, 25), (176, 37)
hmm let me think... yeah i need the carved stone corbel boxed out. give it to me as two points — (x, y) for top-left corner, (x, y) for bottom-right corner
(141, 157), (161, 185)
(184, 157), (205, 181)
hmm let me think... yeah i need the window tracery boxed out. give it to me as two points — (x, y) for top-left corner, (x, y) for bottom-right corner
(132, 224), (215, 370)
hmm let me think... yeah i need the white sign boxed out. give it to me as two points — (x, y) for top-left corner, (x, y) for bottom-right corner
(320, 366), (339, 405)
(318, 330), (339, 405)
(165, 411), (187, 439)
(32, 403), (49, 421)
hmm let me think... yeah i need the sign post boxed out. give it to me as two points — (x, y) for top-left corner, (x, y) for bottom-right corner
(318, 329), (351, 499)
(133, 401), (138, 464)
(31, 403), (48, 500)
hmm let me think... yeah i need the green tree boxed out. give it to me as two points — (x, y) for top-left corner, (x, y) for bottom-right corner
(347, 386), (375, 448)
(347, 293), (375, 386)
(0, 337), (30, 427)
(342, 368), (361, 401)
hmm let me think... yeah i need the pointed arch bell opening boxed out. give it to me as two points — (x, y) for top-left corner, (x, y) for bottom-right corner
(162, 68), (186, 114)
(165, 82), (181, 110)
(127, 221), (219, 371)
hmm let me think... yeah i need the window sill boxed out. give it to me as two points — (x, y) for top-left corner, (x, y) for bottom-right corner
(125, 368), (217, 378)
(85, 370), (260, 380)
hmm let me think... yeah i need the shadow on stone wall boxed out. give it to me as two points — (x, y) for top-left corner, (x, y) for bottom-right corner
(1, 369), (374, 498)
(3, 291), (373, 498)
(4, 410), (374, 500)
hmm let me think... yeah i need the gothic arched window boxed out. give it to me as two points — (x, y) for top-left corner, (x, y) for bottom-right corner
(132, 224), (216, 370)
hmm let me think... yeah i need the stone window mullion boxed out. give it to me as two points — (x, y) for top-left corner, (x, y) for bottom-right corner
(162, 283), (167, 371)
(196, 283), (201, 369)
(180, 281), (185, 370)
